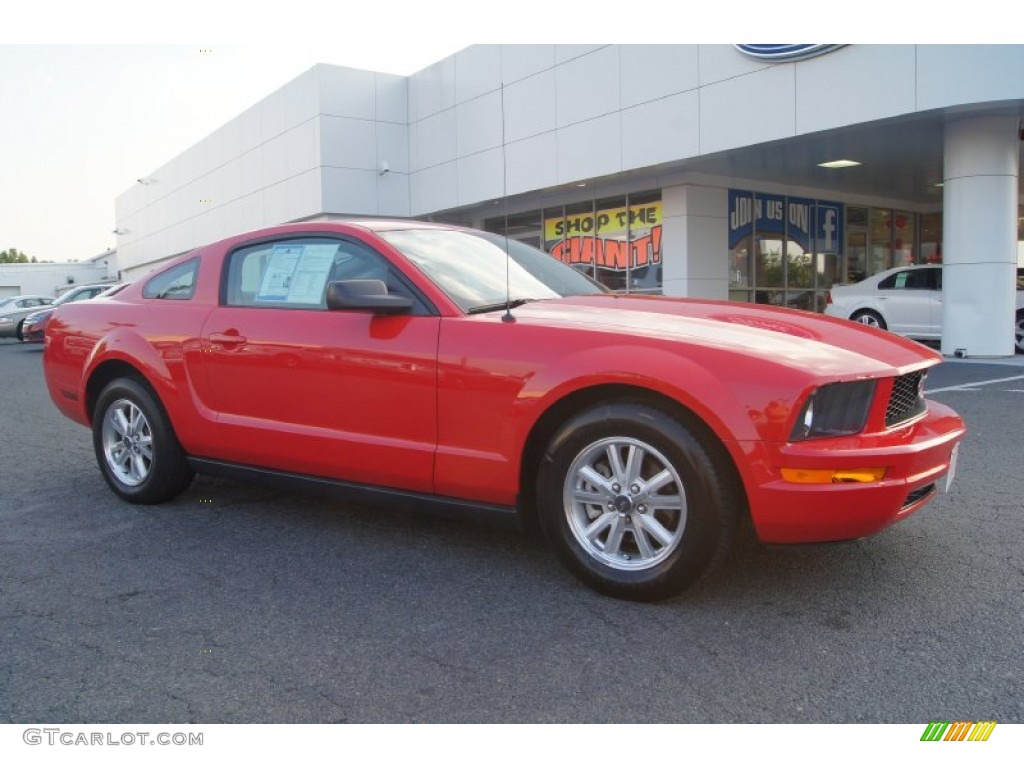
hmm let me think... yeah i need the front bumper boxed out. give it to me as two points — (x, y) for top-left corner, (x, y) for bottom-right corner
(741, 400), (966, 544)
(22, 324), (45, 343)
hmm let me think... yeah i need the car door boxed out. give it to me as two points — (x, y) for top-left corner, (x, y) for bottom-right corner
(198, 235), (441, 494)
(877, 268), (940, 337)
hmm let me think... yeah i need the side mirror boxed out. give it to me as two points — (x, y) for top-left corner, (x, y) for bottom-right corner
(326, 279), (413, 315)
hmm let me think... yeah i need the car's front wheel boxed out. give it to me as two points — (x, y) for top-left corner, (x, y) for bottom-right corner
(92, 377), (194, 504)
(1015, 311), (1023, 354)
(536, 402), (740, 601)
(851, 309), (886, 331)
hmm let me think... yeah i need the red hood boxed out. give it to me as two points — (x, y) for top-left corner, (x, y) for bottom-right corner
(508, 294), (940, 378)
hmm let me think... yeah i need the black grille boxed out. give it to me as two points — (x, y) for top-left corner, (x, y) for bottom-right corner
(886, 371), (926, 427)
(902, 483), (935, 509)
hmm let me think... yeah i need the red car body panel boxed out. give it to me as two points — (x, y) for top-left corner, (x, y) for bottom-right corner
(43, 221), (965, 546)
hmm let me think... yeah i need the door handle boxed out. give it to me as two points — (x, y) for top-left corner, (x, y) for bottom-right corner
(209, 332), (247, 346)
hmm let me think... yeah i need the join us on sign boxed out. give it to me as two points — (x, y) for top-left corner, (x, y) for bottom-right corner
(728, 190), (843, 253)
(729, 197), (813, 231)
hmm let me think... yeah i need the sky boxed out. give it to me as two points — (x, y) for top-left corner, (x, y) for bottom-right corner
(0, 42), (466, 262)
(0, 2), (1012, 264)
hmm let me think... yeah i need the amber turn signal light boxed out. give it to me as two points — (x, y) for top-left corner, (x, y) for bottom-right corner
(781, 467), (887, 484)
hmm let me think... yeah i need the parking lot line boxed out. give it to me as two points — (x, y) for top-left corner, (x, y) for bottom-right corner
(927, 374), (1024, 394)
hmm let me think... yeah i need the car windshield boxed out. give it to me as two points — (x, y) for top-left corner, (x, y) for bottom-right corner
(95, 283), (128, 298)
(51, 289), (88, 307)
(378, 228), (606, 313)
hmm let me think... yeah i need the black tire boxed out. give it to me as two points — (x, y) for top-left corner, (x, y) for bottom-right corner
(850, 309), (887, 331)
(15, 320), (25, 341)
(536, 402), (740, 601)
(1015, 311), (1023, 355)
(92, 376), (194, 504)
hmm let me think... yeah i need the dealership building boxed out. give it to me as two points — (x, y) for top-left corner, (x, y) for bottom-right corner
(114, 44), (1024, 356)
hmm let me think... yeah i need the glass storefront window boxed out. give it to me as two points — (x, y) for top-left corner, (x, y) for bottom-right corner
(486, 191), (663, 295)
(504, 210), (543, 250)
(542, 207), (568, 266)
(728, 190), (754, 304)
(869, 208), (893, 275)
(754, 193), (785, 305)
(920, 212), (942, 263)
(894, 210), (915, 266)
(814, 253), (840, 312)
(730, 190), (853, 311)
(784, 197), (814, 311)
(627, 190), (663, 294)
(847, 206), (868, 228)
(593, 196), (628, 291)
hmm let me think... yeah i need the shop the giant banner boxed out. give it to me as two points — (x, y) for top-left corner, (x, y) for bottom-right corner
(546, 202), (662, 271)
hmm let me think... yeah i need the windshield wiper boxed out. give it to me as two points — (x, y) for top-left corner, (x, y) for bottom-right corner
(466, 298), (536, 315)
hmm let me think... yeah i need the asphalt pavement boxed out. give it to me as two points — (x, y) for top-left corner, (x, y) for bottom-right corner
(1, 339), (1021, 723)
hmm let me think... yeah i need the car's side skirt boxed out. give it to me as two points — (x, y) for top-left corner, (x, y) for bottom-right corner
(188, 457), (522, 530)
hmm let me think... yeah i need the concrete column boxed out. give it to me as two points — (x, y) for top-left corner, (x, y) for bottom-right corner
(941, 116), (1020, 357)
(661, 184), (728, 299)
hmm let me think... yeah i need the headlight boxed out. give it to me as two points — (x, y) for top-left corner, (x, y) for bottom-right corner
(790, 379), (877, 440)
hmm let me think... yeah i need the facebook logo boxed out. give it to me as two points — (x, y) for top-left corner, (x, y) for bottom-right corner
(816, 203), (843, 253)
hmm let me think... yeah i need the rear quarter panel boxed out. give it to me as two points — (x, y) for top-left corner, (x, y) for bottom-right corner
(44, 252), (220, 452)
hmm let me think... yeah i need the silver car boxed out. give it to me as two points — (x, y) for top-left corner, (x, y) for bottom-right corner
(0, 295), (55, 340)
(20, 283), (125, 343)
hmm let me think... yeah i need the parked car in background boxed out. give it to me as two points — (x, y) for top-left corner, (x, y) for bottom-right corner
(825, 264), (1024, 354)
(21, 283), (127, 343)
(0, 295), (55, 339)
(44, 221), (965, 601)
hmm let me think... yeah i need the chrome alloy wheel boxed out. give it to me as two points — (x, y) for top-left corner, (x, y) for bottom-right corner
(562, 437), (688, 571)
(854, 313), (882, 329)
(101, 398), (154, 487)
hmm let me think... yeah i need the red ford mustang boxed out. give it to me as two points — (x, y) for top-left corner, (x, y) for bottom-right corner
(43, 221), (965, 600)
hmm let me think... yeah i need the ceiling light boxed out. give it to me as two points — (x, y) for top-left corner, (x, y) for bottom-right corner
(934, 182), (944, 187)
(818, 159), (861, 169)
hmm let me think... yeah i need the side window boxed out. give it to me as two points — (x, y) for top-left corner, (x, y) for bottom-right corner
(878, 273), (900, 290)
(224, 236), (429, 313)
(879, 270), (933, 290)
(143, 259), (199, 300)
(904, 270), (928, 289)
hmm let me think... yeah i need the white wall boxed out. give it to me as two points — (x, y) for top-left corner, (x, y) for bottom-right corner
(115, 64), (409, 277)
(114, 45), (1024, 282)
(0, 263), (109, 298)
(406, 44), (1024, 215)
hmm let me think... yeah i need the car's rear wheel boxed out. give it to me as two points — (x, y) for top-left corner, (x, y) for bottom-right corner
(1015, 311), (1023, 354)
(15, 320), (25, 341)
(851, 309), (886, 330)
(92, 377), (194, 504)
(536, 402), (739, 601)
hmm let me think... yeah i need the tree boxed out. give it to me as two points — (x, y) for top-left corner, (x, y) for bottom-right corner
(0, 248), (36, 264)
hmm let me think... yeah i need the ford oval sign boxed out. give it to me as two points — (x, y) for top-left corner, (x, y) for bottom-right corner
(735, 44), (844, 62)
